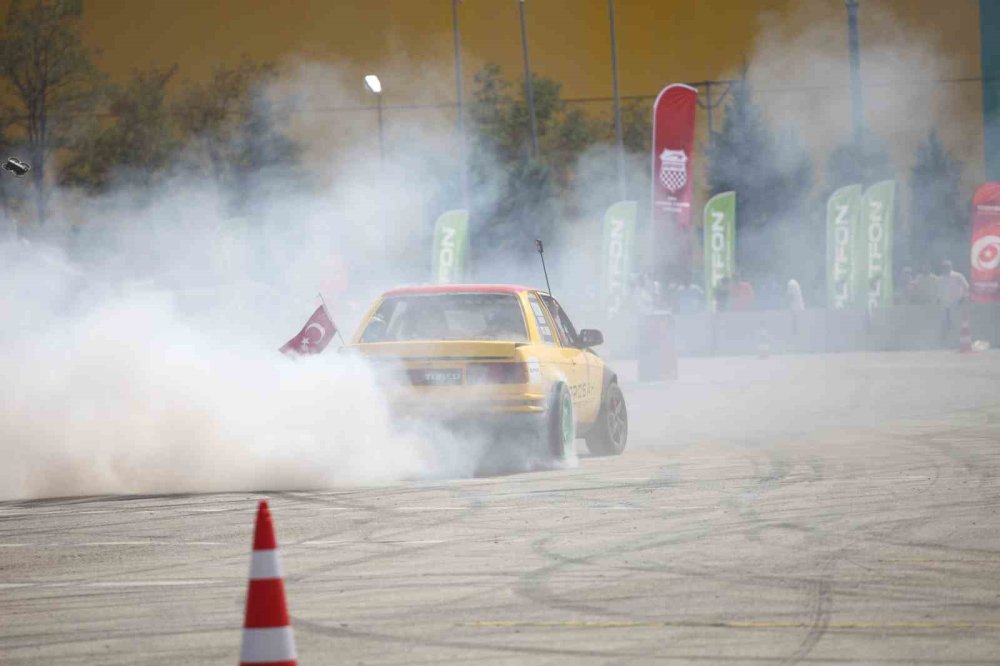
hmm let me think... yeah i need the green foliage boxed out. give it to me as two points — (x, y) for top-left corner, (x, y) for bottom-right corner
(908, 129), (965, 270)
(61, 66), (180, 193)
(172, 57), (302, 212)
(0, 0), (103, 224)
(705, 79), (815, 282)
(825, 129), (895, 191)
(0, 107), (27, 226)
(466, 63), (606, 267)
(620, 98), (651, 154)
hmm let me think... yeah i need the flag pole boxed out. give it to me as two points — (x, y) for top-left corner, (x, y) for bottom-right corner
(318, 292), (348, 346)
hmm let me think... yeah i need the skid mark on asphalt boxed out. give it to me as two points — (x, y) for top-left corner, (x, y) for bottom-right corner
(461, 619), (1000, 631)
(0, 579), (225, 589)
(0, 541), (227, 547)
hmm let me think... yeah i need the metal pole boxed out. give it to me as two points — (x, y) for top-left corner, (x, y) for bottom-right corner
(452, 0), (469, 208)
(518, 0), (539, 159)
(705, 81), (714, 137)
(609, 0), (626, 200)
(376, 93), (385, 162)
(845, 0), (864, 138)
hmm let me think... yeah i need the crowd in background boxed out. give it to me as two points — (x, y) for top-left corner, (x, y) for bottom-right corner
(897, 260), (970, 308)
(623, 259), (969, 317)
(628, 274), (803, 315)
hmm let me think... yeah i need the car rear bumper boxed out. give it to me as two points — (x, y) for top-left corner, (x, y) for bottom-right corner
(389, 394), (547, 420)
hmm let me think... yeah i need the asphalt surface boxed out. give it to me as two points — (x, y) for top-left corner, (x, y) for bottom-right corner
(3, 351), (1000, 664)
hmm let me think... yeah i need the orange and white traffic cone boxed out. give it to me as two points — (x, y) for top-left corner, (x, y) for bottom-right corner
(239, 500), (297, 666)
(958, 312), (972, 354)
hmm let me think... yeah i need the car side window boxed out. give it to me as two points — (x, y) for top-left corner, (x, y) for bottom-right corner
(538, 294), (579, 347)
(526, 293), (555, 344)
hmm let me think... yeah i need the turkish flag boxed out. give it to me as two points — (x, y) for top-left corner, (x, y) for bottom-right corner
(280, 305), (337, 355)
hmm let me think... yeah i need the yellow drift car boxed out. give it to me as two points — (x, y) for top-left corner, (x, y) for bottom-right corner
(346, 284), (628, 463)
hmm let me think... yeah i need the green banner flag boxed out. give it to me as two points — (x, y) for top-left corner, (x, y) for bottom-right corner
(600, 201), (637, 315)
(431, 209), (470, 284)
(826, 184), (863, 309)
(855, 180), (896, 309)
(703, 191), (736, 310)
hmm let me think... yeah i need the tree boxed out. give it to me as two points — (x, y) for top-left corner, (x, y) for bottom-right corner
(908, 129), (965, 271)
(173, 57), (301, 210)
(61, 66), (180, 193)
(705, 78), (815, 283)
(0, 107), (27, 228)
(0, 0), (102, 225)
(825, 128), (894, 191)
(466, 64), (604, 268)
(620, 98), (651, 154)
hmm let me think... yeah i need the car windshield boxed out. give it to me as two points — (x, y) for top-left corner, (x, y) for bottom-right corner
(360, 293), (529, 342)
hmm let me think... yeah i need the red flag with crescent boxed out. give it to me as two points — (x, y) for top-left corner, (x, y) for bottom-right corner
(280, 305), (337, 355)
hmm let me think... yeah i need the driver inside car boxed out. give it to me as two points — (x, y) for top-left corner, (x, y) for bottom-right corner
(402, 301), (449, 340)
(484, 304), (526, 341)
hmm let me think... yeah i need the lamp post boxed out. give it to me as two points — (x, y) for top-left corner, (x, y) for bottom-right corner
(364, 74), (385, 162)
(518, 0), (539, 159)
(845, 0), (863, 139)
(452, 0), (469, 207)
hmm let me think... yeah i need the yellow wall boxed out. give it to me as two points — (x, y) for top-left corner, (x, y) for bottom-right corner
(3, 1), (987, 195)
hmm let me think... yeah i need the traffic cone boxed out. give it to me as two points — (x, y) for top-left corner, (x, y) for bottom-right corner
(757, 327), (771, 359)
(239, 500), (297, 666)
(958, 312), (972, 354)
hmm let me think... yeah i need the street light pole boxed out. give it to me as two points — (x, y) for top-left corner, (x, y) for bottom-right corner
(518, 0), (539, 160)
(364, 74), (387, 263)
(452, 0), (469, 208)
(845, 0), (864, 138)
(376, 93), (385, 162)
(608, 0), (626, 200)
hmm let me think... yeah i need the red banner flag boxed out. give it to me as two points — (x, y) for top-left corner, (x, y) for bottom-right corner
(970, 183), (1000, 303)
(280, 305), (337, 355)
(651, 84), (698, 279)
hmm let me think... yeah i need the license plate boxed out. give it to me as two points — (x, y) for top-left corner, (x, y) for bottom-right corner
(409, 369), (463, 386)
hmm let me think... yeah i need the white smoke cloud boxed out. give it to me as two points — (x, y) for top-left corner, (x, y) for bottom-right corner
(0, 59), (586, 501)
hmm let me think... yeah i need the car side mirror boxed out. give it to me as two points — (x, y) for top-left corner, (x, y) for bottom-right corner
(578, 329), (603, 348)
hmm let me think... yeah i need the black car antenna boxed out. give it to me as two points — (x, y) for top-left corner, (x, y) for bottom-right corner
(535, 239), (553, 297)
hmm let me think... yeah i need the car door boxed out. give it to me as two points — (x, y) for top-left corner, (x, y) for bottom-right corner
(536, 294), (598, 423)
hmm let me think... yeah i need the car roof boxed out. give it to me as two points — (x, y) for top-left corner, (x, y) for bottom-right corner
(381, 284), (543, 297)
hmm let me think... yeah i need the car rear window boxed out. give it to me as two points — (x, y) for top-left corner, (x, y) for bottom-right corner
(360, 293), (529, 342)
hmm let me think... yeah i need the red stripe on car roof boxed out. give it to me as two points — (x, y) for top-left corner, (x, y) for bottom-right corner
(382, 284), (538, 296)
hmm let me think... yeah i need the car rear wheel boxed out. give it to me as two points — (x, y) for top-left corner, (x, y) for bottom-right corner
(544, 383), (574, 462)
(585, 382), (628, 456)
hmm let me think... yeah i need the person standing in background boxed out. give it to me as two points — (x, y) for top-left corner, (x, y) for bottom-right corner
(938, 259), (970, 344)
(939, 260), (970, 308)
(730, 271), (755, 311)
(897, 266), (917, 305)
(676, 281), (705, 314)
(786, 279), (805, 311)
(912, 264), (940, 305)
(713, 276), (731, 312)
